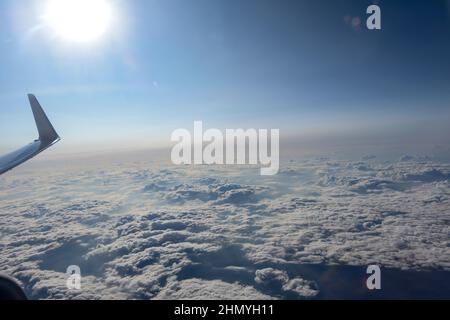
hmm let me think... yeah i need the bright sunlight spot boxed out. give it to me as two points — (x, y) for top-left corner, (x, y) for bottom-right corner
(44, 0), (113, 43)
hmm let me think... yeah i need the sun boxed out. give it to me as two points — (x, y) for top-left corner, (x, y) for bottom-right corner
(44, 0), (113, 43)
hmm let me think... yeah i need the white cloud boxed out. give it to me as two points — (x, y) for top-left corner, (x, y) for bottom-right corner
(0, 156), (449, 299)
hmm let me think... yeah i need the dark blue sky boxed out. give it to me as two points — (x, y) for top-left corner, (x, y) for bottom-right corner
(0, 0), (449, 153)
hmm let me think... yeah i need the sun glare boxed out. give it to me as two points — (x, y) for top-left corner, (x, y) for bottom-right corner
(44, 0), (113, 43)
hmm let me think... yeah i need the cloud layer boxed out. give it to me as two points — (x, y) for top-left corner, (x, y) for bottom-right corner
(0, 156), (449, 299)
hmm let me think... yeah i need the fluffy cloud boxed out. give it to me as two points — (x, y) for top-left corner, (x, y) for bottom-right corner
(155, 278), (273, 300)
(254, 268), (319, 298)
(0, 156), (449, 299)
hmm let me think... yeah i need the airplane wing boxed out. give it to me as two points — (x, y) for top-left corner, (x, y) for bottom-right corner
(0, 94), (60, 176)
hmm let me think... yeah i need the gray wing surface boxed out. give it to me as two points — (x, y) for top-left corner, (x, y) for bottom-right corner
(0, 94), (60, 175)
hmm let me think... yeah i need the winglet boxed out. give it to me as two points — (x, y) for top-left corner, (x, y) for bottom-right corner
(28, 94), (60, 143)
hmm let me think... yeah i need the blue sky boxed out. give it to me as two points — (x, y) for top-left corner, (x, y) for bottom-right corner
(1, 0), (450, 155)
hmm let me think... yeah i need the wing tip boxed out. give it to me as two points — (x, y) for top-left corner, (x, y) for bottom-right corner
(27, 94), (60, 143)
